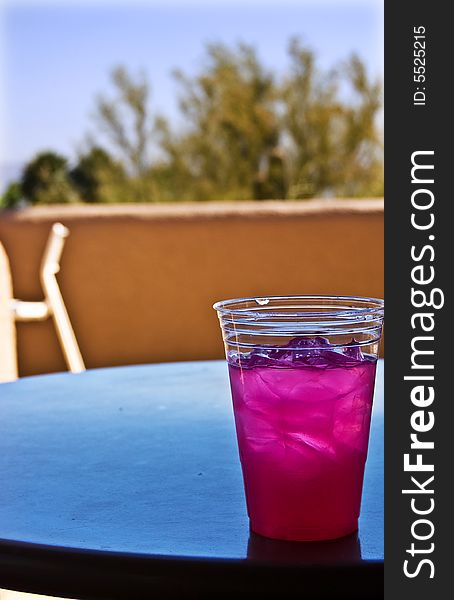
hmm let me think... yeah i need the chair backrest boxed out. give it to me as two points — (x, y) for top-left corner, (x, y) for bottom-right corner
(0, 242), (18, 382)
(1, 224), (85, 381)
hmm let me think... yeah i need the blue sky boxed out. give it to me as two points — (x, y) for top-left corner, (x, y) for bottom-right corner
(0, 0), (383, 186)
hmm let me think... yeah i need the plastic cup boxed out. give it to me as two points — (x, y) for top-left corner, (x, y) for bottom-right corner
(214, 295), (384, 541)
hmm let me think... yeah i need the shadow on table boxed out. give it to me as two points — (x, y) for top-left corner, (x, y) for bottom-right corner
(247, 530), (362, 564)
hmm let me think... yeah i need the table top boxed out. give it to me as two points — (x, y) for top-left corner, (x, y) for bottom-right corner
(0, 360), (383, 599)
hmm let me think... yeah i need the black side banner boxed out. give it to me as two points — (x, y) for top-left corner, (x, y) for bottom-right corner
(385, 2), (451, 598)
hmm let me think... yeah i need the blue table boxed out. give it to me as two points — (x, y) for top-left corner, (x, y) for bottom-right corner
(0, 360), (383, 598)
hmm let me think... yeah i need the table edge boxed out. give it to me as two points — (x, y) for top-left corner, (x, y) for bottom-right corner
(0, 537), (383, 599)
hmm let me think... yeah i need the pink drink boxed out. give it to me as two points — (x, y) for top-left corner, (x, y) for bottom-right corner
(227, 337), (377, 541)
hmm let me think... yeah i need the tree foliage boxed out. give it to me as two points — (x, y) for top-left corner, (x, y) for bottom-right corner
(282, 40), (383, 198)
(0, 182), (23, 209)
(3, 39), (383, 206)
(21, 152), (79, 205)
(158, 40), (383, 200)
(161, 43), (281, 200)
(70, 147), (128, 203)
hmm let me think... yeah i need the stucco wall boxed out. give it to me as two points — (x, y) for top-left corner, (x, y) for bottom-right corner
(0, 200), (384, 377)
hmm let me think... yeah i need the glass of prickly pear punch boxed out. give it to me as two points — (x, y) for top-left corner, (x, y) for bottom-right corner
(214, 295), (384, 541)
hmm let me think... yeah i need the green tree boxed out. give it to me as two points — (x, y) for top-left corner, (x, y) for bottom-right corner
(282, 39), (383, 198)
(336, 54), (384, 197)
(14, 41), (382, 206)
(162, 43), (282, 200)
(21, 151), (79, 204)
(0, 181), (23, 209)
(92, 66), (159, 201)
(70, 147), (128, 203)
(254, 150), (288, 200)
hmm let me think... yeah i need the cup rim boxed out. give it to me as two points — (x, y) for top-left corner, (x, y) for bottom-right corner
(213, 295), (384, 320)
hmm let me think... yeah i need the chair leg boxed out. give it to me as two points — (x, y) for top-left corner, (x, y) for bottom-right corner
(0, 243), (18, 382)
(40, 223), (85, 373)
